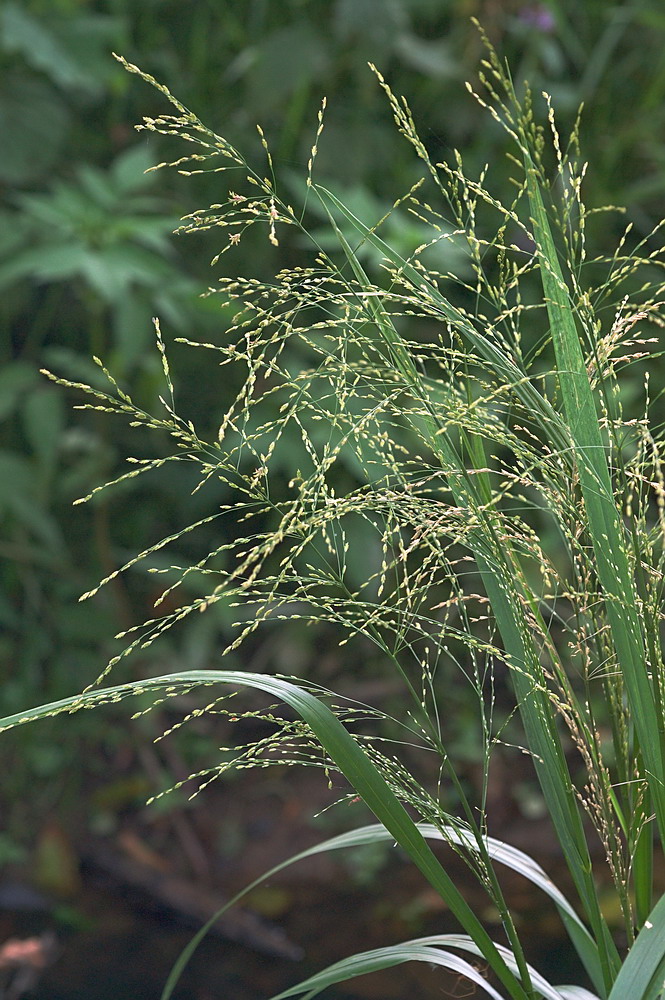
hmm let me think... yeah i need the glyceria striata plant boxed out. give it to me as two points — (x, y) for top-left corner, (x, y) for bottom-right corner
(4, 24), (665, 1000)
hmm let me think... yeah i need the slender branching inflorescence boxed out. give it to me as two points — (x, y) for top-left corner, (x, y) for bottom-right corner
(9, 26), (665, 1000)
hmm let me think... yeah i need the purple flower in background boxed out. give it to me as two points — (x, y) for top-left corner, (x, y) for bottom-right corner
(518, 4), (556, 32)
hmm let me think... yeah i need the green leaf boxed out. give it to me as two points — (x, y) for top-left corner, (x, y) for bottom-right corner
(0, 243), (90, 289)
(395, 34), (458, 78)
(1, 4), (82, 89)
(0, 3), (116, 96)
(558, 990), (604, 1000)
(0, 671), (531, 1000)
(158, 822), (601, 999)
(316, 183), (618, 995)
(110, 145), (160, 194)
(0, 362), (40, 422)
(0, 451), (63, 551)
(524, 157), (665, 841)
(0, 74), (69, 186)
(314, 186), (569, 459)
(269, 934), (595, 1000)
(21, 386), (66, 482)
(247, 23), (330, 109)
(607, 893), (665, 1000)
(271, 940), (506, 1000)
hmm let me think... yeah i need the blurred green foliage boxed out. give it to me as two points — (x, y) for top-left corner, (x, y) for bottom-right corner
(3, 0), (665, 839)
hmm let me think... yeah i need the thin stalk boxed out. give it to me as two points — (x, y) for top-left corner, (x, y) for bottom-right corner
(523, 163), (665, 847)
(318, 190), (616, 995)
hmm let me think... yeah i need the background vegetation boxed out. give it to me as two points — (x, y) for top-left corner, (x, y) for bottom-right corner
(4, 0), (665, 875)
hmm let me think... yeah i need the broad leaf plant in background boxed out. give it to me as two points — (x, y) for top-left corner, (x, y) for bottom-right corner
(4, 22), (665, 1000)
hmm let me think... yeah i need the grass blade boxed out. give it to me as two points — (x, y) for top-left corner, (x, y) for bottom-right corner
(606, 893), (665, 1000)
(271, 934), (599, 1000)
(157, 821), (602, 999)
(270, 941), (507, 1000)
(0, 673), (531, 1000)
(523, 167), (665, 842)
(316, 184), (617, 994)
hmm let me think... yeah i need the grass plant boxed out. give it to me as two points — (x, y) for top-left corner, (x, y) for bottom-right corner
(4, 25), (665, 1000)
